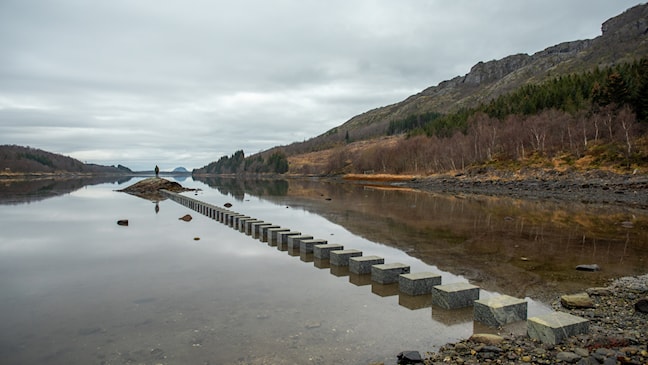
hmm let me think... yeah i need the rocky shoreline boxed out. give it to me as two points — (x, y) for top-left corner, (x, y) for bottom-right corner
(405, 169), (648, 210)
(373, 170), (648, 364)
(406, 274), (648, 365)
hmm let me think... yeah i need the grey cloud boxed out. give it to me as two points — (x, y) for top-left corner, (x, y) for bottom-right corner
(0, 0), (642, 170)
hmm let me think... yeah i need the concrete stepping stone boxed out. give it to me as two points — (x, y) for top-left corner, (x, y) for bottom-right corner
(431, 282), (480, 309)
(349, 255), (384, 275)
(527, 312), (589, 345)
(474, 295), (528, 327)
(330, 249), (362, 266)
(371, 263), (410, 284)
(399, 272), (442, 296)
(313, 244), (344, 259)
(300, 239), (327, 253)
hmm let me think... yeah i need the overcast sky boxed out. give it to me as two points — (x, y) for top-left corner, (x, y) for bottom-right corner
(0, 1), (643, 171)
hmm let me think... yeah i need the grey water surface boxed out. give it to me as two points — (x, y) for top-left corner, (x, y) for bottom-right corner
(1, 177), (646, 364)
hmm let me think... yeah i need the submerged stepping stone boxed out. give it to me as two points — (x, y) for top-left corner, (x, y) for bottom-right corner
(399, 272), (442, 296)
(287, 235), (313, 249)
(330, 249), (362, 266)
(371, 263), (410, 284)
(349, 255), (384, 275)
(474, 295), (528, 327)
(527, 312), (589, 345)
(313, 244), (344, 259)
(267, 228), (290, 244)
(431, 282), (480, 309)
(300, 239), (327, 253)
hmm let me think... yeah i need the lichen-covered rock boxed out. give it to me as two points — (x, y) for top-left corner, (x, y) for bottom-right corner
(561, 293), (595, 309)
(118, 177), (193, 201)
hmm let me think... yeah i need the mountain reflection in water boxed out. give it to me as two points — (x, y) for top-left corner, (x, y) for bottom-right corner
(198, 176), (648, 302)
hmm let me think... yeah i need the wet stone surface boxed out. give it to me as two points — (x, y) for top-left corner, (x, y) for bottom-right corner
(421, 274), (648, 365)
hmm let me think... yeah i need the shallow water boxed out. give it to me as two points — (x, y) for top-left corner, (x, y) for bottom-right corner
(0, 177), (646, 364)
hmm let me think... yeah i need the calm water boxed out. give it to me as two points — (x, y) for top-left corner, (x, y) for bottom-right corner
(0, 177), (646, 364)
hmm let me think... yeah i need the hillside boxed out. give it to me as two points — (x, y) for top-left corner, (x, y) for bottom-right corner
(275, 4), (648, 155)
(0, 145), (132, 175)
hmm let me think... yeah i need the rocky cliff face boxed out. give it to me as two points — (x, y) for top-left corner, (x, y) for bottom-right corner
(333, 4), (648, 138)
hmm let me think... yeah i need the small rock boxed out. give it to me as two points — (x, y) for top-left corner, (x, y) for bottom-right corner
(179, 214), (192, 222)
(304, 321), (321, 329)
(561, 292), (595, 309)
(634, 298), (648, 313)
(193, 237), (200, 241)
(576, 264), (600, 271)
(397, 351), (423, 364)
(117, 219), (129, 226)
(556, 351), (581, 363)
(469, 333), (504, 345)
(586, 287), (612, 296)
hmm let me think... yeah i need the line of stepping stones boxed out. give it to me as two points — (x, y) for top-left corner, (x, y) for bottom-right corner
(162, 190), (589, 345)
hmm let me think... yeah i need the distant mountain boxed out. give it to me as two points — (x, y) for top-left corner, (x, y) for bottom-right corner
(0, 145), (131, 174)
(273, 4), (648, 154)
(172, 167), (189, 173)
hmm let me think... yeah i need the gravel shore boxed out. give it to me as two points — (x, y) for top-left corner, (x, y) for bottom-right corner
(388, 170), (648, 364)
(408, 169), (648, 210)
(418, 274), (648, 365)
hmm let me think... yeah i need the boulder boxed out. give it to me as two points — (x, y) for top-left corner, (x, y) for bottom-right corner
(561, 292), (595, 309)
(397, 351), (423, 364)
(118, 177), (193, 201)
(469, 333), (504, 345)
(635, 298), (648, 313)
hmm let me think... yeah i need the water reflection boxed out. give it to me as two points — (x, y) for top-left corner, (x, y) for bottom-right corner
(1, 176), (645, 365)
(0, 176), (133, 204)
(195, 176), (289, 201)
(236, 177), (648, 302)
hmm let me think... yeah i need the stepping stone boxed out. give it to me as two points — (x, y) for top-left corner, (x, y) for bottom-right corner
(277, 231), (301, 245)
(287, 235), (313, 249)
(349, 255), (384, 275)
(259, 225), (280, 241)
(252, 222), (274, 236)
(474, 295), (528, 327)
(267, 228), (291, 245)
(431, 282), (479, 309)
(245, 220), (264, 235)
(399, 272), (442, 296)
(300, 239), (327, 253)
(330, 249), (362, 266)
(527, 312), (589, 345)
(313, 244), (343, 259)
(371, 263), (410, 284)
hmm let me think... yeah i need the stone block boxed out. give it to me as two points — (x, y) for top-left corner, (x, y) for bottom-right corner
(260, 225), (280, 241)
(287, 235), (313, 249)
(277, 231), (301, 245)
(398, 272), (442, 296)
(252, 222), (273, 236)
(267, 228), (290, 245)
(474, 295), (528, 327)
(371, 263), (410, 284)
(245, 220), (264, 235)
(349, 255), (384, 275)
(300, 239), (327, 253)
(527, 312), (589, 345)
(431, 282), (480, 309)
(330, 249), (362, 266)
(313, 244), (344, 259)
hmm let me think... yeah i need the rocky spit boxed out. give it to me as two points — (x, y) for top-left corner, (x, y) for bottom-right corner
(409, 274), (648, 365)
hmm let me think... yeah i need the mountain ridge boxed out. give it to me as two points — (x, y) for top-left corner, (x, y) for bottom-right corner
(300, 3), (648, 148)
